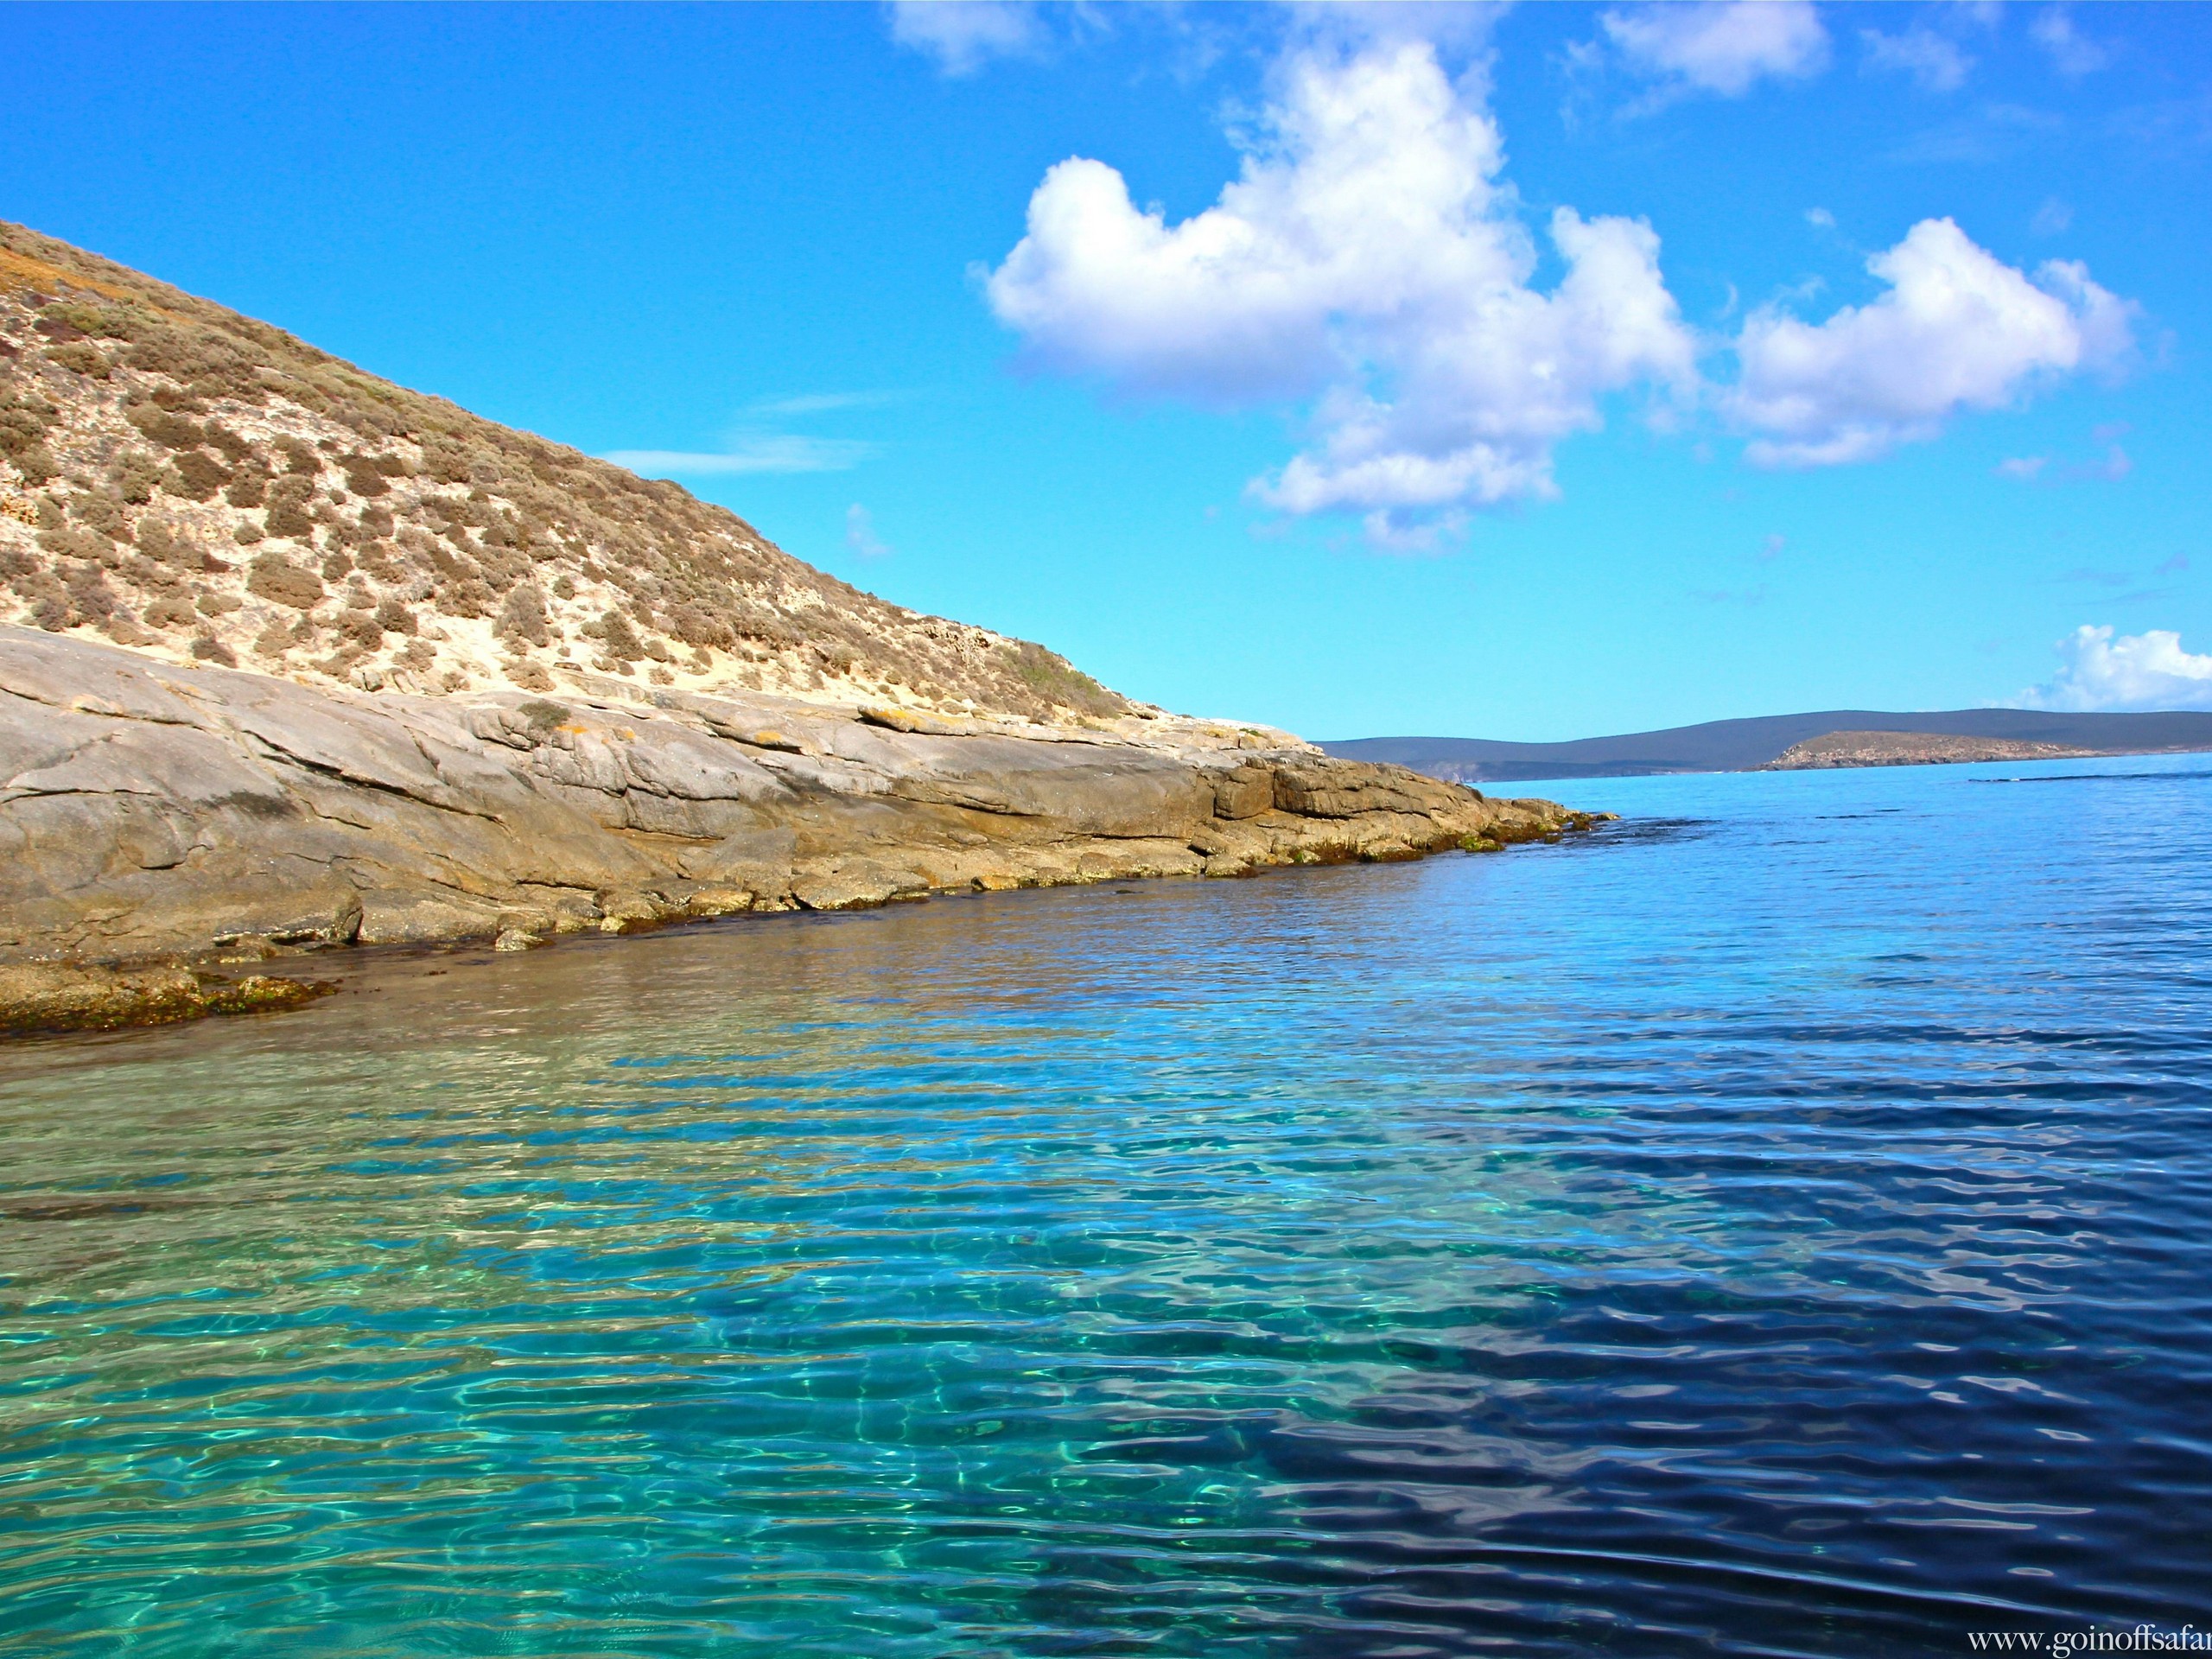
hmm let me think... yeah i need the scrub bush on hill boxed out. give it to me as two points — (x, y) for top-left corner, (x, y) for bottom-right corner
(42, 342), (108, 378)
(335, 607), (385, 649)
(125, 404), (203, 450)
(0, 393), (53, 461)
(340, 454), (391, 498)
(1009, 641), (1123, 717)
(262, 477), (315, 539)
(496, 583), (550, 646)
(141, 592), (196, 629)
(165, 450), (228, 502)
(588, 610), (645, 663)
(35, 301), (124, 338)
(245, 555), (323, 610)
(70, 489), (130, 542)
(116, 452), (161, 503)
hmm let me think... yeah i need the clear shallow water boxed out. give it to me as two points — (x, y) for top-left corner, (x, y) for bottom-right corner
(3, 755), (2210, 1657)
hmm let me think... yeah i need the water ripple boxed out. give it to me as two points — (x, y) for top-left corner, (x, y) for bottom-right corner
(2, 754), (2209, 1654)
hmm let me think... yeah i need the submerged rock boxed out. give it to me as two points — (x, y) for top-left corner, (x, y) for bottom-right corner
(0, 961), (331, 1034)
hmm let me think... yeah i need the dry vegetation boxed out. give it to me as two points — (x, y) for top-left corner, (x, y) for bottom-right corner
(0, 221), (1128, 721)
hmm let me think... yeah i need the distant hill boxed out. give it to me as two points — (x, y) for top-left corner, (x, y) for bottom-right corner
(1324, 709), (2212, 784)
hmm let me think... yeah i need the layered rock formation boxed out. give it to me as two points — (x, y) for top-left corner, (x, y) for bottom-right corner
(0, 224), (1602, 1033)
(0, 629), (1595, 1030)
(1762, 731), (2091, 770)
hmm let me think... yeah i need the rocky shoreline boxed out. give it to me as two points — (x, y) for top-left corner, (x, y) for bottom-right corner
(0, 628), (1605, 1035)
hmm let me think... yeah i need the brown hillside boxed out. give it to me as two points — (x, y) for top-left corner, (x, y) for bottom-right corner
(0, 221), (1128, 720)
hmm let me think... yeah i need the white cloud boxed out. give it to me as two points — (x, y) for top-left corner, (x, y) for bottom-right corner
(845, 503), (892, 557)
(2029, 7), (2109, 78)
(2017, 626), (2212, 711)
(888, 1), (1042, 75)
(1601, 2), (1829, 99)
(2031, 197), (2074, 236)
(603, 436), (874, 477)
(1288, 1), (1510, 55)
(745, 390), (906, 416)
(1806, 207), (1835, 229)
(2070, 443), (2132, 482)
(983, 40), (1697, 542)
(1860, 25), (1973, 92)
(1729, 217), (2135, 467)
(1997, 444), (2135, 485)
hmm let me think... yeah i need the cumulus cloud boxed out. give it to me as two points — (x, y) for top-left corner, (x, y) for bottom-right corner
(845, 503), (892, 557)
(888, 0), (1042, 75)
(984, 40), (1696, 542)
(1729, 217), (2135, 467)
(1601, 1), (1829, 99)
(1997, 454), (2049, 481)
(603, 436), (874, 477)
(2016, 626), (2212, 711)
(2029, 6), (2109, 78)
(1860, 24), (1973, 92)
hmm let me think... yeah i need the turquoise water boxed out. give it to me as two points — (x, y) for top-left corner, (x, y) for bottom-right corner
(3, 755), (2210, 1656)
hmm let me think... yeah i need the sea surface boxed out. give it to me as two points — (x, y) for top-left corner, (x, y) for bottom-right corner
(3, 754), (2209, 1656)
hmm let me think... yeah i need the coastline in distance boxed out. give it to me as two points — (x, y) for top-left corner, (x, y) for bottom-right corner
(1323, 708), (2212, 784)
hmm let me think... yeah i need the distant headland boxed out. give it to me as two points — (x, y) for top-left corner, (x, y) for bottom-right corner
(1326, 708), (2212, 784)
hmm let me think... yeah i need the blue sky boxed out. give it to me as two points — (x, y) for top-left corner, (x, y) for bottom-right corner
(5, 3), (2208, 741)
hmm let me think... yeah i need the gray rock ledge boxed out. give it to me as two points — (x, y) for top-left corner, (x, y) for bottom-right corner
(0, 628), (1603, 1033)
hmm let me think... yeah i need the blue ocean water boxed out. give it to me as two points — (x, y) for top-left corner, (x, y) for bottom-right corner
(2, 754), (2210, 1656)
